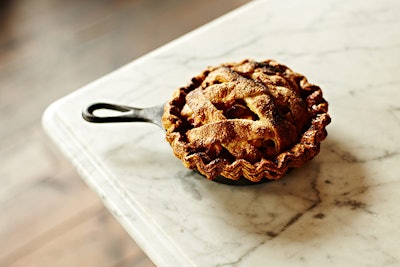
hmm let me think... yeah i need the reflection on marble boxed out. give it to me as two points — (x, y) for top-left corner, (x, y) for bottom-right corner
(43, 0), (400, 266)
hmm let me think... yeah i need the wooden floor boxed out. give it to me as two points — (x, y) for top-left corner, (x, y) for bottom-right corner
(0, 0), (250, 266)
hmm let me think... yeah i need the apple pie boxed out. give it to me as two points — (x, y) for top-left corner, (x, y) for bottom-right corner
(162, 59), (330, 183)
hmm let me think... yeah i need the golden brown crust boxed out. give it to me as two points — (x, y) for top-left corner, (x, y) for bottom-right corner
(162, 59), (330, 182)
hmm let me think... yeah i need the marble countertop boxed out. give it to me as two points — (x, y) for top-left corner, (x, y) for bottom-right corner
(43, 0), (400, 266)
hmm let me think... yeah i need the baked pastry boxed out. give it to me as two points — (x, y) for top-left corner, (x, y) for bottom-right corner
(162, 59), (330, 183)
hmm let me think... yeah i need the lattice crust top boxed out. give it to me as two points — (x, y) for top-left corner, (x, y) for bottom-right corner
(162, 59), (330, 182)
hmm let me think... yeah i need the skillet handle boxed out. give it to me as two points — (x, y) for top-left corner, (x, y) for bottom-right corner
(82, 102), (164, 128)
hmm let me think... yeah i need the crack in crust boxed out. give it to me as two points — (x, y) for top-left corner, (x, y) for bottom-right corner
(162, 59), (331, 182)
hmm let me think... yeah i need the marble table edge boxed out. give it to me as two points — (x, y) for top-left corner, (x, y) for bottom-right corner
(42, 101), (192, 267)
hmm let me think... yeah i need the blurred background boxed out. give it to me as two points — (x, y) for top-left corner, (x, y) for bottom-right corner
(0, 0), (250, 266)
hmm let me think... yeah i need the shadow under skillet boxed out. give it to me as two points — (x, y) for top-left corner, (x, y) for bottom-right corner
(198, 171), (278, 186)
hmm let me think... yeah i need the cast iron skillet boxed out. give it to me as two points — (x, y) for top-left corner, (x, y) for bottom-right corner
(82, 102), (270, 185)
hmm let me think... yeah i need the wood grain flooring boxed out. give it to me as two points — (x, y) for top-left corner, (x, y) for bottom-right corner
(0, 0), (250, 266)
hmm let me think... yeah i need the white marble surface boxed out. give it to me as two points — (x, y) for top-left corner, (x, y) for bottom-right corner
(43, 0), (400, 266)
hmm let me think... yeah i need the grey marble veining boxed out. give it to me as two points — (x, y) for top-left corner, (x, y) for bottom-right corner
(43, 0), (400, 266)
